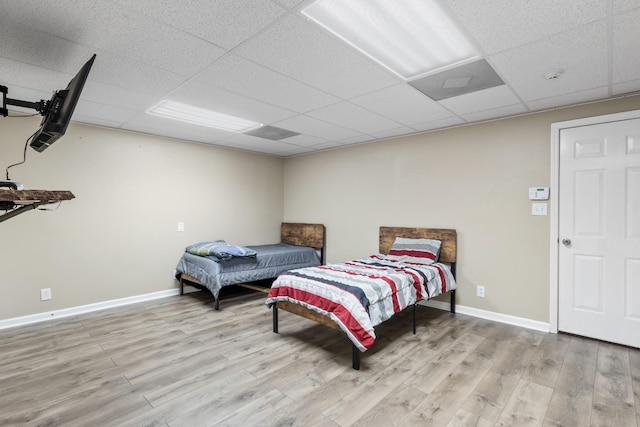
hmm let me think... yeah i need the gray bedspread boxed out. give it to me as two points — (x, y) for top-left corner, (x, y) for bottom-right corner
(175, 243), (321, 298)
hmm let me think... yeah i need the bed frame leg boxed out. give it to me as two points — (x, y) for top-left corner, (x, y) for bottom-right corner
(450, 289), (456, 313)
(272, 305), (279, 333)
(413, 303), (417, 334)
(214, 298), (220, 311)
(180, 277), (184, 295)
(352, 344), (360, 370)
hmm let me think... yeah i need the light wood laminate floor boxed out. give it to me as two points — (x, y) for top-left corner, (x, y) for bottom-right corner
(0, 290), (638, 427)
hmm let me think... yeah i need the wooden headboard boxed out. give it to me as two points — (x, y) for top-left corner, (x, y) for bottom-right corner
(281, 222), (326, 264)
(379, 226), (457, 264)
(281, 223), (325, 249)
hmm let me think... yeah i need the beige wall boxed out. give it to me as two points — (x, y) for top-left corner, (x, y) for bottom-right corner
(0, 119), (284, 320)
(283, 95), (640, 323)
(2, 95), (639, 324)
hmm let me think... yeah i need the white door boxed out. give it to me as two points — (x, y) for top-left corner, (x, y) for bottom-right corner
(558, 118), (640, 348)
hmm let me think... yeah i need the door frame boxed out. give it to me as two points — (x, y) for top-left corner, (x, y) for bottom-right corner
(549, 109), (640, 333)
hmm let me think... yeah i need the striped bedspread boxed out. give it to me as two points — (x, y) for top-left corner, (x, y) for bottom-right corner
(265, 255), (456, 352)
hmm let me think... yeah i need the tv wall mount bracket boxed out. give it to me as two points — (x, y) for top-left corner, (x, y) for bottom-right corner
(1, 85), (52, 117)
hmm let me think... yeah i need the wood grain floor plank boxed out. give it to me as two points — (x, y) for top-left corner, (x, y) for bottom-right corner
(349, 383), (427, 427)
(1, 294), (639, 426)
(447, 408), (494, 427)
(405, 333), (485, 394)
(494, 379), (553, 426)
(631, 349), (640, 421)
(521, 332), (571, 388)
(590, 343), (637, 427)
(261, 385), (343, 427)
(397, 335), (504, 426)
(543, 337), (598, 427)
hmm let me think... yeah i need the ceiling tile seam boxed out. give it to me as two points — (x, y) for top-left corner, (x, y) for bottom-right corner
(400, 84), (470, 126)
(226, 17), (403, 105)
(341, 101), (424, 134)
(474, 17), (609, 59)
(523, 85), (611, 106)
(215, 3), (298, 52)
(106, 0), (231, 53)
(190, 62), (345, 116)
(606, 0), (614, 98)
(481, 56), (531, 112)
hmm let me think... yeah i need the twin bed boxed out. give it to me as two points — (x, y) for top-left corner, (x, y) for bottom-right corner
(175, 223), (325, 310)
(176, 223), (457, 370)
(266, 226), (457, 369)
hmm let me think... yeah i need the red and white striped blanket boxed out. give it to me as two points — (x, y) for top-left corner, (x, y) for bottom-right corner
(265, 254), (456, 351)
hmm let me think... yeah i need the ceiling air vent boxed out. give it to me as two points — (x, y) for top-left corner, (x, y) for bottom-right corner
(244, 125), (300, 140)
(409, 59), (504, 101)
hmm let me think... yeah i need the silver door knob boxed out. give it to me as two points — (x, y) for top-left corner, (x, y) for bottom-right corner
(562, 238), (571, 246)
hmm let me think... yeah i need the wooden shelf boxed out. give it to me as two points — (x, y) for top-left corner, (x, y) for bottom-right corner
(0, 189), (75, 203)
(0, 189), (75, 223)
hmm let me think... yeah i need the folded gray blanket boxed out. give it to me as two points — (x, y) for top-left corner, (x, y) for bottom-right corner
(186, 241), (257, 262)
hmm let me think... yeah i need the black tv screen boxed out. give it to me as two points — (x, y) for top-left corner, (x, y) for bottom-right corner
(30, 54), (96, 152)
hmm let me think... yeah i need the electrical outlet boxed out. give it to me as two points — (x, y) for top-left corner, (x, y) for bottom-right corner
(476, 285), (485, 298)
(40, 288), (52, 301)
(177, 222), (185, 232)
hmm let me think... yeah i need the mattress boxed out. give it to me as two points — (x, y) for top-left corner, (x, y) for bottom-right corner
(176, 243), (321, 298)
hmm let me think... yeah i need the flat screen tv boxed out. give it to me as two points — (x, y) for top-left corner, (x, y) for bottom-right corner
(29, 54), (96, 152)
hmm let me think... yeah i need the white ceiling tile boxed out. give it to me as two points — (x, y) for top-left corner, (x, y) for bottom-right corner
(525, 87), (610, 112)
(439, 85), (522, 116)
(307, 102), (402, 134)
(613, 79), (640, 96)
(281, 134), (328, 147)
(273, 115), (362, 141)
(446, 0), (606, 54)
(195, 55), (339, 113)
(277, 145), (317, 157)
(307, 140), (344, 151)
(612, 8), (640, 84)
(461, 104), (528, 123)
(273, 0), (306, 9)
(1, 1), (636, 157)
(0, 20), (93, 75)
(234, 14), (400, 99)
(89, 52), (186, 97)
(489, 22), (608, 101)
(223, 133), (298, 154)
(351, 84), (456, 126)
(72, 116), (127, 130)
(122, 112), (235, 142)
(74, 99), (138, 124)
(614, 0), (640, 14)
(80, 81), (160, 112)
(336, 135), (376, 146)
(109, 0), (287, 50)
(167, 80), (297, 125)
(85, 9), (226, 76)
(0, 58), (73, 94)
(411, 116), (466, 132)
(370, 127), (419, 140)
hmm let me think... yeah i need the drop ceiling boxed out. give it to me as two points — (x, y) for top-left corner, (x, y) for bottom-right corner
(1, 0), (639, 157)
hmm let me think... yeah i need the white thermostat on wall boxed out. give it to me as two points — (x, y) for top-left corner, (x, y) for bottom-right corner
(528, 187), (549, 200)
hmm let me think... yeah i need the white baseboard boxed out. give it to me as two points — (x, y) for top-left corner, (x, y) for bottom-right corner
(419, 300), (550, 333)
(1, 289), (550, 334)
(0, 289), (181, 330)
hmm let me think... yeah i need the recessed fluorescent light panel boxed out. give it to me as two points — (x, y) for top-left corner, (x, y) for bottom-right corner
(146, 100), (261, 132)
(302, 0), (479, 80)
